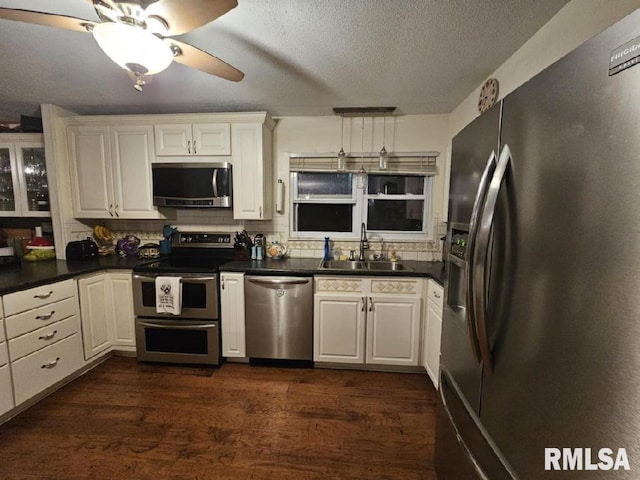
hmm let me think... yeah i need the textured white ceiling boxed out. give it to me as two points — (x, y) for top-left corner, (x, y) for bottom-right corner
(0, 0), (570, 120)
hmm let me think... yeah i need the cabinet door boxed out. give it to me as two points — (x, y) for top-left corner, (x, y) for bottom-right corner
(15, 141), (49, 217)
(232, 123), (270, 220)
(111, 125), (167, 219)
(424, 301), (443, 388)
(366, 296), (421, 366)
(0, 363), (14, 416)
(68, 125), (112, 217)
(78, 274), (112, 359)
(220, 272), (245, 358)
(0, 142), (21, 216)
(108, 272), (135, 349)
(192, 123), (231, 155)
(314, 294), (366, 364)
(154, 124), (192, 155)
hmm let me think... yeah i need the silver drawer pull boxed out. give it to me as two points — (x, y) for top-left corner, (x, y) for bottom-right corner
(39, 330), (57, 341)
(368, 296), (373, 312)
(41, 357), (60, 369)
(36, 311), (55, 320)
(34, 291), (53, 299)
(433, 292), (441, 299)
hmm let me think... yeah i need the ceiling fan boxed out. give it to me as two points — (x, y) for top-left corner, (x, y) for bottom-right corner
(0, 0), (244, 91)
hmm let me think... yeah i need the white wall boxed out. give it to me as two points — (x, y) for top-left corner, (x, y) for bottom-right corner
(449, 0), (640, 138)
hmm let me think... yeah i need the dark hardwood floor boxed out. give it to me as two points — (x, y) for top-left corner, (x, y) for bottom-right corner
(0, 357), (438, 479)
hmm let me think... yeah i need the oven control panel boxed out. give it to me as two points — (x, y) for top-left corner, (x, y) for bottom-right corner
(173, 232), (233, 247)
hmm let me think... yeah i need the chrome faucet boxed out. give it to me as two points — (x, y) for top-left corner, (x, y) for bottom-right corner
(359, 222), (369, 261)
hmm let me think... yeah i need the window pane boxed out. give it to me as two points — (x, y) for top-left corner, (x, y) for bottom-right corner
(367, 175), (424, 195)
(367, 199), (423, 231)
(296, 203), (352, 232)
(297, 172), (352, 198)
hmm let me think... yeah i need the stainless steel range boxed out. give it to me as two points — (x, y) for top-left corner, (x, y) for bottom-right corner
(132, 232), (236, 366)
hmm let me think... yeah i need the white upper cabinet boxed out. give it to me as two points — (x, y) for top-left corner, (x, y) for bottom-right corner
(0, 133), (50, 217)
(68, 124), (168, 219)
(154, 123), (231, 156)
(231, 123), (273, 220)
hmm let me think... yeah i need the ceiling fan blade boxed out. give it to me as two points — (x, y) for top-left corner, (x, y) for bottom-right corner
(0, 8), (96, 33)
(169, 39), (244, 82)
(146, 0), (237, 36)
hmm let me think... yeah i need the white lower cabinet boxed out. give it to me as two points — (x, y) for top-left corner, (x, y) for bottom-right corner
(2, 279), (83, 408)
(423, 279), (444, 387)
(0, 338), (13, 415)
(314, 276), (423, 367)
(78, 271), (135, 360)
(11, 333), (83, 406)
(220, 272), (246, 358)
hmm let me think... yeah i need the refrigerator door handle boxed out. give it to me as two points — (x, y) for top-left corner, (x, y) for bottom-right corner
(473, 144), (512, 374)
(465, 150), (497, 364)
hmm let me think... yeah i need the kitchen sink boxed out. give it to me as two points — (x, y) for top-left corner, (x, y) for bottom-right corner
(318, 260), (414, 272)
(365, 261), (414, 272)
(319, 260), (365, 270)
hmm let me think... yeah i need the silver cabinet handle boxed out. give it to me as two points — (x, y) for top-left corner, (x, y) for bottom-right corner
(33, 291), (53, 300)
(108, 204), (114, 217)
(465, 150), (497, 365)
(41, 357), (60, 369)
(36, 310), (55, 320)
(259, 206), (263, 218)
(361, 296), (365, 312)
(187, 140), (191, 154)
(368, 297), (373, 312)
(114, 204), (119, 217)
(473, 143), (512, 374)
(221, 278), (225, 290)
(39, 330), (57, 341)
(433, 292), (441, 299)
(193, 140), (197, 154)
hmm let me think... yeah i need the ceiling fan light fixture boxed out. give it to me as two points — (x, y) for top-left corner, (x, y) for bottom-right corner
(92, 22), (174, 75)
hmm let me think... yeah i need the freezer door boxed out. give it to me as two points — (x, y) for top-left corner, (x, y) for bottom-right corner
(448, 103), (502, 225)
(480, 10), (640, 479)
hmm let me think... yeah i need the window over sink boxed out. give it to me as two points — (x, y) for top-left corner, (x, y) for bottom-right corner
(290, 172), (432, 240)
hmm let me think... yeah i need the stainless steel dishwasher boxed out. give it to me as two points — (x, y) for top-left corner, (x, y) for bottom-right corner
(244, 276), (313, 361)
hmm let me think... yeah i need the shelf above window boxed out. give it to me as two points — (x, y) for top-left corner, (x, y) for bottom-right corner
(289, 151), (439, 175)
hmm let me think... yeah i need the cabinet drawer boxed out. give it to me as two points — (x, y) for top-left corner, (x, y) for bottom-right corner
(5, 297), (78, 339)
(427, 280), (444, 310)
(8, 316), (79, 362)
(0, 341), (7, 367)
(0, 364), (13, 416)
(3, 279), (75, 316)
(12, 333), (83, 406)
(315, 276), (364, 294)
(370, 278), (422, 296)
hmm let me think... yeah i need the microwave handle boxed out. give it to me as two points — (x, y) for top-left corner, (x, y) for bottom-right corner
(212, 169), (218, 198)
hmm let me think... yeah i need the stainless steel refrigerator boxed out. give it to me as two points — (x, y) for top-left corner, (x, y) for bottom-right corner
(435, 8), (640, 480)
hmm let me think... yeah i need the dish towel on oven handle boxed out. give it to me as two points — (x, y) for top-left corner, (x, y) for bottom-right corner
(155, 276), (182, 315)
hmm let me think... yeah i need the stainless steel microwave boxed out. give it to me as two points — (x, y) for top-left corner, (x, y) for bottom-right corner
(152, 162), (232, 208)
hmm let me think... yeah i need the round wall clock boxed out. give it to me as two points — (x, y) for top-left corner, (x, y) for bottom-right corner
(478, 78), (499, 114)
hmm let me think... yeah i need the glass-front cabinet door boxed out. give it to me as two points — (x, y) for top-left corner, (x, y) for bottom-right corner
(0, 135), (49, 217)
(19, 144), (49, 215)
(0, 144), (20, 215)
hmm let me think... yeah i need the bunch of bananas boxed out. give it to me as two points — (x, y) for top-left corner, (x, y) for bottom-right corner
(93, 225), (114, 244)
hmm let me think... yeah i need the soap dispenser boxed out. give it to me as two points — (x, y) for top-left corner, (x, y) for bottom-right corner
(323, 237), (331, 261)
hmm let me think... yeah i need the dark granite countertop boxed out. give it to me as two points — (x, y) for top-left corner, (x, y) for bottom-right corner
(221, 258), (446, 286)
(0, 255), (445, 296)
(0, 255), (150, 295)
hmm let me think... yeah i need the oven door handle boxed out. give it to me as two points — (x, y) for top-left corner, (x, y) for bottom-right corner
(133, 274), (216, 282)
(137, 321), (218, 330)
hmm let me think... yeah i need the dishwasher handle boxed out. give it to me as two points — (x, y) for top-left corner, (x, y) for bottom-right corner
(247, 278), (310, 286)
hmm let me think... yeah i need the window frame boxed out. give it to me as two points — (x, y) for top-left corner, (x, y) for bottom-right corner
(289, 172), (432, 241)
